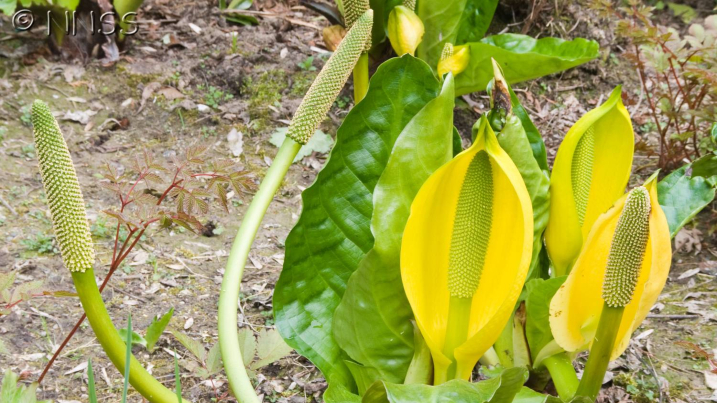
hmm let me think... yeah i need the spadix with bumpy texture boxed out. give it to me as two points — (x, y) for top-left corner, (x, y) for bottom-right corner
(343, 0), (369, 28)
(447, 151), (493, 299)
(545, 86), (634, 277)
(550, 177), (671, 360)
(602, 187), (650, 307)
(286, 10), (373, 145)
(571, 126), (595, 225)
(401, 117), (533, 383)
(32, 100), (95, 273)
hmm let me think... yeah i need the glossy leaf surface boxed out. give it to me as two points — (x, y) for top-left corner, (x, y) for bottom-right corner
(524, 277), (566, 362)
(455, 0), (499, 45)
(657, 159), (716, 238)
(333, 75), (457, 384)
(274, 56), (442, 388)
(455, 34), (599, 96)
(362, 367), (527, 403)
(417, 0), (498, 66)
(494, 115), (550, 280)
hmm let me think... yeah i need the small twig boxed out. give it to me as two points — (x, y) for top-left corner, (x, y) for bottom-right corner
(646, 314), (700, 319)
(0, 193), (17, 216)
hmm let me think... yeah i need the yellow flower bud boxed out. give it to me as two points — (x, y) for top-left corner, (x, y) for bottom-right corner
(387, 5), (424, 56)
(437, 43), (470, 77)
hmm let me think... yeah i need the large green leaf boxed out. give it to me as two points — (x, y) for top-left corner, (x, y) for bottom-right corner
(333, 75), (456, 384)
(510, 89), (548, 172)
(657, 161), (716, 238)
(513, 388), (562, 403)
(346, 361), (383, 396)
(274, 56), (442, 389)
(325, 383), (362, 403)
(417, 0), (467, 67)
(455, 0), (499, 45)
(691, 152), (717, 186)
(362, 367), (527, 403)
(524, 277), (566, 362)
(455, 34), (599, 96)
(494, 114), (550, 280)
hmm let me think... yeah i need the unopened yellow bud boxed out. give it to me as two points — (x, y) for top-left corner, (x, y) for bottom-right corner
(387, 5), (424, 56)
(437, 43), (470, 77)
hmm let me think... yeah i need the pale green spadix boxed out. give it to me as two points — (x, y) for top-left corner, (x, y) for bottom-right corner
(571, 125), (595, 225)
(32, 100), (95, 273)
(447, 150), (493, 299)
(602, 186), (651, 308)
(286, 10), (373, 144)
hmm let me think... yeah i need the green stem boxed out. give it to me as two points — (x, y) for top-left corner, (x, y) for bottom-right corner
(436, 296), (472, 384)
(576, 304), (624, 400)
(72, 270), (188, 403)
(544, 353), (578, 401)
(353, 53), (369, 102)
(219, 138), (302, 402)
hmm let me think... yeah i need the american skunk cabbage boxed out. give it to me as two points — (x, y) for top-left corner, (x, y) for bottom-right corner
(545, 86), (634, 276)
(549, 177), (671, 362)
(32, 100), (186, 403)
(401, 117), (533, 384)
(437, 43), (470, 78)
(387, 5), (424, 56)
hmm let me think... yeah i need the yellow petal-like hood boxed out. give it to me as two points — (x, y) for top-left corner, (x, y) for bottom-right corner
(545, 86), (634, 276)
(549, 176), (671, 359)
(401, 118), (533, 381)
(437, 44), (470, 78)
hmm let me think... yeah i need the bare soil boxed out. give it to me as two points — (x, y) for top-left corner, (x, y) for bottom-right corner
(0, 1), (715, 402)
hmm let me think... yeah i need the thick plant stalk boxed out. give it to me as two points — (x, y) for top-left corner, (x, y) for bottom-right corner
(343, 0), (371, 102)
(576, 187), (651, 400)
(32, 100), (187, 403)
(218, 11), (373, 402)
(543, 353), (578, 401)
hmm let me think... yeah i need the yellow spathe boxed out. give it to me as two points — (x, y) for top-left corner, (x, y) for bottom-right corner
(437, 44), (470, 78)
(545, 86), (634, 276)
(549, 177), (671, 360)
(401, 118), (533, 382)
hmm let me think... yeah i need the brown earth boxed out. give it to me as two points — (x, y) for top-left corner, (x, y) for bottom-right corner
(0, 0), (715, 402)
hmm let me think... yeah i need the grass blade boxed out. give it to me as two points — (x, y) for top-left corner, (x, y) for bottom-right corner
(174, 348), (182, 403)
(122, 313), (132, 403)
(87, 358), (97, 403)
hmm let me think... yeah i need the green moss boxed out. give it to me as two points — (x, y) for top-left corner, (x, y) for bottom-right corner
(290, 71), (318, 97)
(246, 70), (288, 110)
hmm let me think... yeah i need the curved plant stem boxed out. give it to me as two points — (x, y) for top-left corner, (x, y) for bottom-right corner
(543, 352), (578, 401)
(353, 53), (369, 102)
(72, 269), (188, 403)
(219, 138), (302, 402)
